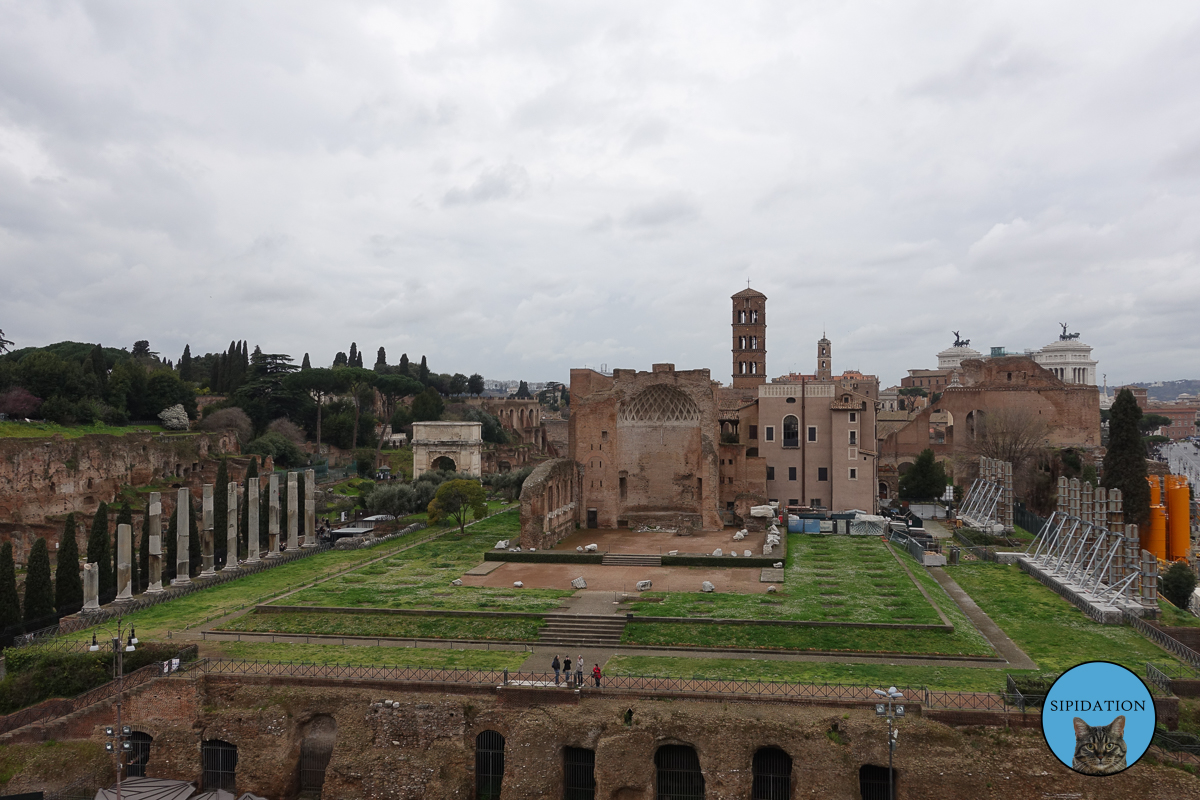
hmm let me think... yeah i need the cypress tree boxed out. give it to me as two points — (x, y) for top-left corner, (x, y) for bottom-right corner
(179, 344), (193, 382)
(419, 356), (429, 384)
(165, 506), (178, 581)
(301, 353), (311, 370)
(216, 352), (228, 392)
(333, 352), (348, 368)
(113, 503), (132, 595)
(375, 347), (387, 371)
(209, 358), (220, 392)
(55, 513), (83, 612)
(240, 458), (258, 559)
(349, 342), (358, 370)
(0, 542), (20, 632)
(399, 353), (409, 377)
(214, 459), (229, 565)
(1102, 388), (1151, 528)
(86, 504), (112, 600)
(24, 538), (55, 624)
(138, 502), (150, 592)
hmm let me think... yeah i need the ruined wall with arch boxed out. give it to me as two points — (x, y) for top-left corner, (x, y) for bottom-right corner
(519, 458), (580, 549)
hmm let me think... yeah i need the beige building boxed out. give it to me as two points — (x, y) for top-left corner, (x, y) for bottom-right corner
(411, 421), (483, 477)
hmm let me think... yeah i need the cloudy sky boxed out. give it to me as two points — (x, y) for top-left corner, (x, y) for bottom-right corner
(2, 1), (1199, 388)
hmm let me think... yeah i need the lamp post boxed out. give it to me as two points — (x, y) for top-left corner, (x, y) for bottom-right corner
(91, 617), (138, 800)
(873, 686), (904, 800)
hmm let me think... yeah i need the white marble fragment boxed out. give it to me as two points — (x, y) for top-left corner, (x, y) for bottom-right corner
(636, 580), (652, 591)
(701, 581), (715, 592)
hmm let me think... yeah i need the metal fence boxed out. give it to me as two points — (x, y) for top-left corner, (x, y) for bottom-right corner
(1125, 612), (1200, 673)
(0, 645), (199, 737)
(1151, 729), (1200, 767)
(1013, 503), (1047, 536)
(1146, 663), (1174, 695)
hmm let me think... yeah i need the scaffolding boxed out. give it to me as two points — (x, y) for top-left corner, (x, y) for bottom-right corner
(959, 457), (1013, 532)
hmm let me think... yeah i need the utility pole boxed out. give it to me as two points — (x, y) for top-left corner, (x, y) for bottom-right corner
(874, 685), (904, 800)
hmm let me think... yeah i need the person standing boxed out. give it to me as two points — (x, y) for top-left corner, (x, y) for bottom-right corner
(592, 663), (602, 688)
(552, 654), (561, 685)
(563, 654), (572, 686)
(575, 654), (584, 687)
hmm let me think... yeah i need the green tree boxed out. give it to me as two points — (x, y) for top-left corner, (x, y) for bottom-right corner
(86, 503), (112, 600)
(0, 542), (20, 631)
(0, 328), (12, 354)
(374, 374), (423, 462)
(468, 373), (485, 396)
(412, 387), (445, 422)
(214, 458), (229, 566)
(285, 367), (337, 454)
(23, 538), (55, 624)
(514, 381), (532, 399)
(427, 479), (488, 534)
(374, 347), (387, 371)
(899, 449), (948, 500)
(55, 513), (83, 611)
(1102, 389), (1150, 528)
(179, 344), (193, 382)
(333, 351), (348, 368)
(88, 343), (109, 392)
(333, 367), (377, 451)
(1138, 414), (1172, 435)
(349, 342), (358, 369)
(1162, 561), (1198, 610)
(301, 353), (311, 370)
(399, 353), (410, 377)
(418, 355), (430, 385)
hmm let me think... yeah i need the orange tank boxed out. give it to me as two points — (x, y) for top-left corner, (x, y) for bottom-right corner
(1146, 504), (1168, 562)
(1147, 476), (1162, 507)
(1166, 475), (1191, 561)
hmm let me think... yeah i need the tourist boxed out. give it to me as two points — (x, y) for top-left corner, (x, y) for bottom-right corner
(575, 654), (584, 686)
(563, 654), (572, 685)
(592, 663), (602, 688)
(552, 654), (561, 685)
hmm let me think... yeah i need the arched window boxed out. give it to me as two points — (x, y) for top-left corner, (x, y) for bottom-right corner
(476, 730), (505, 800)
(782, 415), (799, 448)
(563, 747), (596, 800)
(751, 747), (792, 800)
(201, 739), (238, 791)
(299, 715), (337, 793)
(126, 732), (153, 778)
(858, 764), (896, 800)
(655, 745), (704, 800)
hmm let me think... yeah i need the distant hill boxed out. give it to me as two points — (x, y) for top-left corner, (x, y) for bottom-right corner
(1128, 379), (1200, 402)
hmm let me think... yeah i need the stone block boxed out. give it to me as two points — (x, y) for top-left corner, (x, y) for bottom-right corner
(712, 548), (723, 557)
(636, 580), (652, 591)
(495, 540), (510, 549)
(513, 581), (524, 588)
(766, 585), (777, 593)
(571, 577), (587, 589)
(450, 579), (463, 586)
(701, 581), (715, 592)
(585, 543), (598, 552)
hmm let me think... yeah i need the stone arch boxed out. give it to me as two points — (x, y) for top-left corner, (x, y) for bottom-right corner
(201, 739), (238, 791)
(751, 746), (792, 800)
(476, 730), (505, 800)
(432, 456), (457, 472)
(655, 744), (705, 799)
(618, 385), (701, 425)
(298, 714), (337, 793)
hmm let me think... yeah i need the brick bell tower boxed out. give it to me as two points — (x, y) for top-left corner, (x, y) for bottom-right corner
(731, 287), (767, 388)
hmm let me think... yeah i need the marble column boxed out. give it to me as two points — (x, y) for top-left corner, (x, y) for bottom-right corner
(173, 487), (191, 585)
(287, 472), (299, 551)
(246, 477), (261, 564)
(224, 481), (239, 571)
(146, 492), (164, 593)
(115, 523), (132, 601)
(268, 473), (280, 558)
(200, 484), (216, 577)
(83, 562), (100, 612)
(303, 469), (317, 547)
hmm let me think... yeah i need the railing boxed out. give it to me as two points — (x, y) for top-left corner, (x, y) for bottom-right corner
(1013, 503), (1046, 537)
(1151, 728), (1200, 767)
(1125, 613), (1200, 673)
(1146, 662), (1175, 695)
(181, 658), (1018, 711)
(0, 645), (198, 737)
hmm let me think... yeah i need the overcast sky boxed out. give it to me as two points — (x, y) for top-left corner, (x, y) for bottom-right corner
(2, 2), (1199, 388)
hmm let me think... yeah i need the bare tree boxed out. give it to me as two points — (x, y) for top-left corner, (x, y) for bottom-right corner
(0, 328), (12, 354)
(966, 407), (1052, 470)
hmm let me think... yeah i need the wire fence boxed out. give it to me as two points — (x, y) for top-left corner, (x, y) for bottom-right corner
(0, 645), (199, 737)
(1125, 612), (1200, 673)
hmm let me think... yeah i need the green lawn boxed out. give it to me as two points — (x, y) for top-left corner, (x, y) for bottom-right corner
(1157, 599), (1200, 627)
(207, 641), (531, 669)
(629, 534), (942, 624)
(218, 610), (543, 642)
(0, 421), (168, 439)
(268, 510), (572, 614)
(620, 620), (993, 655)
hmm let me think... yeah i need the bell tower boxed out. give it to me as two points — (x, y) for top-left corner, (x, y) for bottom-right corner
(816, 335), (832, 380)
(731, 287), (767, 388)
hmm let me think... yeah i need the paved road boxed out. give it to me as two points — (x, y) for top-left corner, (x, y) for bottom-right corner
(1164, 441), (1200, 487)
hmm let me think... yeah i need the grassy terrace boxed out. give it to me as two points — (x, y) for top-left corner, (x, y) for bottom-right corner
(202, 641), (529, 670)
(0, 421), (169, 439)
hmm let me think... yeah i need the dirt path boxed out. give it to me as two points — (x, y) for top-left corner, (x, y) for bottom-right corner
(927, 566), (1037, 669)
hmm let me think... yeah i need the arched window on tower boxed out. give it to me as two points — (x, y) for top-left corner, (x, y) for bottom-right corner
(750, 336), (757, 350)
(739, 310), (746, 323)
(751, 310), (759, 323)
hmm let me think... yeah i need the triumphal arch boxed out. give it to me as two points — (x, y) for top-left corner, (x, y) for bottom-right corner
(411, 421), (483, 477)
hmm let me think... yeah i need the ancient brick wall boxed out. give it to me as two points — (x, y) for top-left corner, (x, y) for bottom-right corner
(519, 458), (580, 549)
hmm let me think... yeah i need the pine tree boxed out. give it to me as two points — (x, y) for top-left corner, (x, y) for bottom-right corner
(138, 502), (150, 592)
(86, 504), (112, 601)
(399, 353), (410, 377)
(113, 503), (132, 595)
(301, 353), (311, 370)
(89, 344), (108, 391)
(24, 538), (55, 624)
(214, 459), (229, 566)
(240, 458), (258, 559)
(419, 356), (429, 385)
(375, 347), (387, 371)
(1102, 388), (1151, 528)
(0, 542), (20, 632)
(55, 513), (83, 612)
(333, 352), (348, 368)
(179, 344), (193, 382)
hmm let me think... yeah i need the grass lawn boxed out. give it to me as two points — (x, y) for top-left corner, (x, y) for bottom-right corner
(269, 509), (572, 614)
(630, 534), (942, 624)
(0, 420), (168, 439)
(209, 640), (528, 670)
(218, 610), (542, 641)
(1157, 599), (1200, 627)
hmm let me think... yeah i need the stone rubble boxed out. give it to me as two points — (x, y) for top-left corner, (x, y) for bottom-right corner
(700, 581), (715, 592)
(636, 580), (652, 591)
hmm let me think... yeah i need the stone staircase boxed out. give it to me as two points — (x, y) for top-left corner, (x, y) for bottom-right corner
(601, 553), (662, 567)
(538, 614), (628, 646)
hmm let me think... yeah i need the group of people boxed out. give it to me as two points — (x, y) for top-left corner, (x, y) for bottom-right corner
(551, 654), (601, 687)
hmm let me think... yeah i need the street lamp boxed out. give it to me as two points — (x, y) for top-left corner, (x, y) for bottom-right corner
(90, 617), (137, 800)
(874, 686), (904, 800)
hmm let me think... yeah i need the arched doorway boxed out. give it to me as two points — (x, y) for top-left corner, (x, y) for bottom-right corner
(299, 715), (337, 793)
(878, 482), (889, 500)
(751, 746), (792, 800)
(858, 764), (896, 800)
(655, 744), (705, 800)
(432, 456), (457, 472)
(201, 739), (238, 791)
(126, 731), (153, 778)
(476, 730), (505, 800)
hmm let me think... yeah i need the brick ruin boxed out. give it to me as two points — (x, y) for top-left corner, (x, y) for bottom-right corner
(4, 676), (1196, 799)
(518, 458), (580, 550)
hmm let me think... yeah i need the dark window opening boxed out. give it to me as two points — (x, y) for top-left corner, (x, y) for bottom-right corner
(299, 715), (337, 792)
(749, 425), (758, 440)
(201, 739), (238, 792)
(783, 415), (799, 448)
(766, 467), (775, 481)
(619, 476), (627, 500)
(786, 396), (796, 404)
(751, 746), (792, 800)
(807, 426), (817, 442)
(476, 730), (506, 800)
(818, 468), (828, 482)
(858, 764), (897, 800)
(564, 747), (596, 800)
(788, 467), (797, 481)
(765, 426), (774, 442)
(655, 745), (705, 800)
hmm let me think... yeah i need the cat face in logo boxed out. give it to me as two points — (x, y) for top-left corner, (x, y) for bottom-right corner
(1072, 715), (1127, 775)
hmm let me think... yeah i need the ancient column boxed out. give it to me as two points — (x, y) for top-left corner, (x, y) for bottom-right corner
(1057, 476), (1069, 517)
(287, 472), (299, 551)
(83, 562), (100, 612)
(303, 469), (317, 547)
(1124, 525), (1140, 601)
(173, 487), (191, 585)
(246, 477), (261, 564)
(1141, 548), (1159, 607)
(146, 492), (164, 593)
(224, 481), (239, 571)
(200, 484), (216, 577)
(1081, 481), (1093, 528)
(115, 523), (132, 601)
(1002, 461), (1014, 531)
(268, 473), (280, 558)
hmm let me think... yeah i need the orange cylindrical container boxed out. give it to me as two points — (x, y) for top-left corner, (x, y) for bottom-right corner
(1147, 476), (1162, 507)
(1146, 504), (1168, 561)
(1167, 476), (1192, 561)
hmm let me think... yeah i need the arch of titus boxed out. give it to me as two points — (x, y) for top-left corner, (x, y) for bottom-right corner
(411, 421), (483, 477)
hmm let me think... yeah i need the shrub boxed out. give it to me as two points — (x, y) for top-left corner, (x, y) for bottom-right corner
(197, 407), (253, 443)
(244, 431), (306, 467)
(367, 484), (417, 517)
(0, 387), (42, 417)
(1161, 562), (1198, 610)
(267, 417), (306, 445)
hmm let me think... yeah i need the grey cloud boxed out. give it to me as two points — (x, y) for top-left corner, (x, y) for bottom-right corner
(442, 163), (531, 206)
(621, 193), (699, 228)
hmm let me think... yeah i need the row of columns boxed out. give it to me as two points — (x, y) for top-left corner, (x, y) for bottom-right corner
(978, 456), (1013, 531)
(83, 470), (317, 612)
